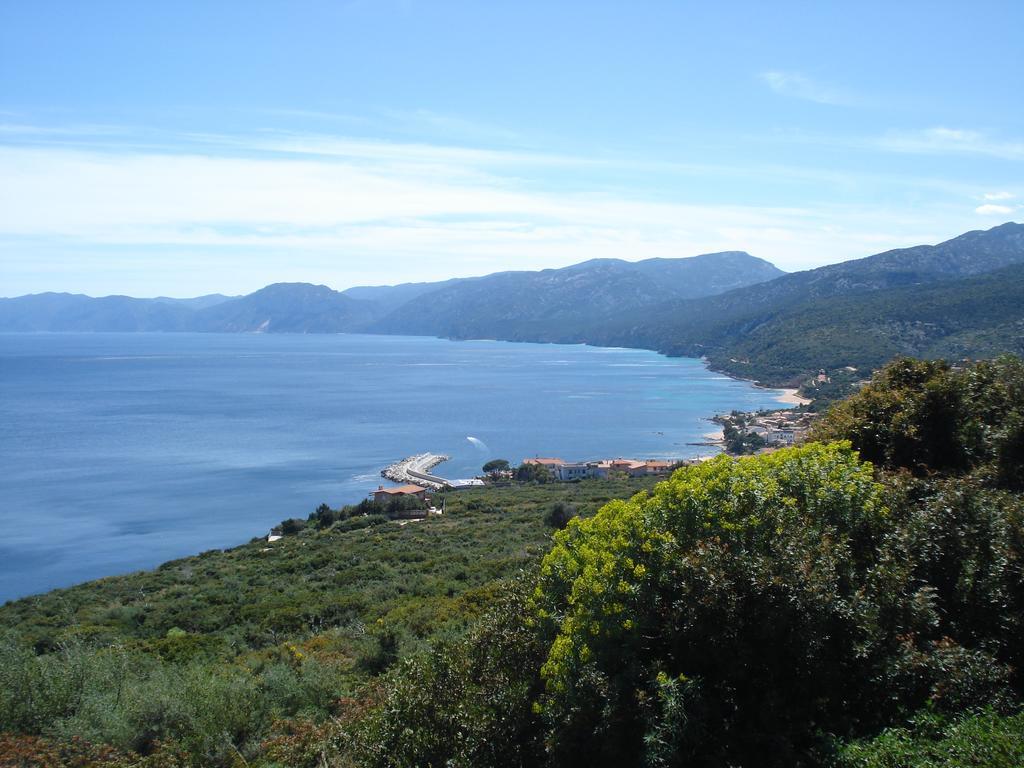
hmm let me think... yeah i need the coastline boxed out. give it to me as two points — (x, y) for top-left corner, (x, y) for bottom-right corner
(702, 427), (725, 443)
(774, 387), (813, 406)
(2, 332), (811, 602)
(431, 334), (816, 410)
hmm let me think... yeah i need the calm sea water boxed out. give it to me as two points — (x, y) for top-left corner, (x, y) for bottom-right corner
(0, 333), (788, 602)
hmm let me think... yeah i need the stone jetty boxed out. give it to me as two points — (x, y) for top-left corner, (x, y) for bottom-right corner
(381, 453), (452, 490)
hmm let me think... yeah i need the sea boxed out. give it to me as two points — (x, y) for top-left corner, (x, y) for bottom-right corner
(0, 332), (789, 602)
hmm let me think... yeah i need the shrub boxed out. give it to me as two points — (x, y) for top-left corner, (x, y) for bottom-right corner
(531, 443), (1016, 766)
(836, 708), (1024, 768)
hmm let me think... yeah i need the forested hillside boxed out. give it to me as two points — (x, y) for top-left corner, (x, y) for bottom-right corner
(0, 250), (782, 335)
(697, 261), (1024, 383)
(0, 477), (657, 766)
(367, 251), (784, 340)
(594, 222), (1024, 385)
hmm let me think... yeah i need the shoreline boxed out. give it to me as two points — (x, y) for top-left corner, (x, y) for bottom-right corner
(773, 387), (813, 406)
(701, 427), (725, 443)
(5, 329), (816, 409)
(2, 332), (815, 603)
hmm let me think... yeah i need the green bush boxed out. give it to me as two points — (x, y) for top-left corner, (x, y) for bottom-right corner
(531, 442), (1020, 767)
(346, 577), (546, 768)
(813, 356), (1024, 488)
(837, 708), (1024, 768)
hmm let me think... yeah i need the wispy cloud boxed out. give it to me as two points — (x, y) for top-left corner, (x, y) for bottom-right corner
(0, 122), (133, 138)
(975, 203), (1016, 215)
(876, 127), (1024, 160)
(0, 126), (993, 293)
(248, 105), (524, 145)
(984, 191), (1016, 201)
(762, 125), (1024, 165)
(758, 71), (856, 106)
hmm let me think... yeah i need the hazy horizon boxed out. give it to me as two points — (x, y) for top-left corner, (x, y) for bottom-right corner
(5, 220), (1021, 301)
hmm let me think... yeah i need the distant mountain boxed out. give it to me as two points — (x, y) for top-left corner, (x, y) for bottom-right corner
(0, 251), (784, 336)
(698, 262), (1024, 383)
(0, 293), (195, 332)
(593, 222), (1024, 384)
(367, 251), (785, 340)
(151, 294), (237, 310)
(341, 278), (470, 315)
(0, 285), (375, 333)
(190, 283), (378, 333)
(3, 224), (1021, 391)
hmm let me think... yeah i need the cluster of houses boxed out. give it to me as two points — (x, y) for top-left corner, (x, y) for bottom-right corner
(522, 456), (680, 482)
(357, 455), (691, 517)
(723, 409), (819, 449)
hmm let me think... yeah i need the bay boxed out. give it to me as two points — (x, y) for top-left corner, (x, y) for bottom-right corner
(0, 332), (788, 602)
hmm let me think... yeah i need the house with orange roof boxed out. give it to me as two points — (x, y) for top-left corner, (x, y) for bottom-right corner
(373, 484), (429, 503)
(642, 460), (676, 475)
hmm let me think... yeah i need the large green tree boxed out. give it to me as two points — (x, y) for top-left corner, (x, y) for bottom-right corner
(811, 356), (1024, 488)
(531, 442), (1016, 767)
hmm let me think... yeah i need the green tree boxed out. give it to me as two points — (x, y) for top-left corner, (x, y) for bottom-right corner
(543, 501), (576, 529)
(515, 462), (551, 484)
(483, 459), (511, 480)
(346, 578), (547, 768)
(530, 442), (1011, 767)
(812, 355), (1024, 488)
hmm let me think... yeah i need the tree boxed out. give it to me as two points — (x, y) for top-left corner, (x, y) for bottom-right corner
(543, 502), (576, 529)
(530, 442), (1010, 767)
(344, 577), (547, 768)
(482, 459), (510, 480)
(515, 463), (551, 484)
(278, 518), (306, 535)
(812, 355), (1024, 487)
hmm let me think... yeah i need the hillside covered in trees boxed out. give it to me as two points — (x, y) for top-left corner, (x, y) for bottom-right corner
(0, 251), (783, 335)
(592, 222), (1024, 386)
(4, 224), (1023, 393)
(2, 355), (1023, 766)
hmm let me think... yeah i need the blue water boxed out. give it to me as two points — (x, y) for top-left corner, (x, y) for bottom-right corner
(0, 333), (787, 602)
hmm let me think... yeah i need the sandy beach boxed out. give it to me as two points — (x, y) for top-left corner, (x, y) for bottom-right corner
(775, 388), (813, 406)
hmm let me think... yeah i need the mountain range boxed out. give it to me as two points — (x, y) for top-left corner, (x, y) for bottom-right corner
(591, 221), (1024, 383)
(2, 222), (1022, 387)
(366, 251), (784, 340)
(0, 250), (783, 335)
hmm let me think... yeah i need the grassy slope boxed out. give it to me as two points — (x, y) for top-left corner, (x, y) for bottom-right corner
(1, 478), (656, 664)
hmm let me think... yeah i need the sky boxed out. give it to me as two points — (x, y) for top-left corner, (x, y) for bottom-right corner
(1, 0), (1022, 297)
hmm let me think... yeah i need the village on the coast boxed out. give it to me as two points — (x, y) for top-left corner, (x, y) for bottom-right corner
(268, 395), (821, 539)
(360, 405), (815, 507)
(712, 406), (820, 453)
(358, 403), (819, 512)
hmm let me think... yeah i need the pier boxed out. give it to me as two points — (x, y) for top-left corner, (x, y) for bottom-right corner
(382, 453), (453, 489)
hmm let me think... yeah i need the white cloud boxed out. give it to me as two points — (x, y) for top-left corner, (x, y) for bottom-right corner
(984, 191), (1015, 200)
(975, 203), (1015, 215)
(877, 127), (1024, 160)
(758, 71), (855, 106)
(0, 130), (995, 293)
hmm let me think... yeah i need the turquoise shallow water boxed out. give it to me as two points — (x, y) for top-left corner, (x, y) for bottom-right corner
(0, 332), (788, 601)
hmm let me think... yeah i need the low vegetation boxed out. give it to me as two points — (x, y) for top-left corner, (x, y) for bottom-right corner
(0, 477), (656, 766)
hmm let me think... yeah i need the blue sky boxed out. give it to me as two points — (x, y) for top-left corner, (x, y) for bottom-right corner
(1, 1), (1021, 297)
